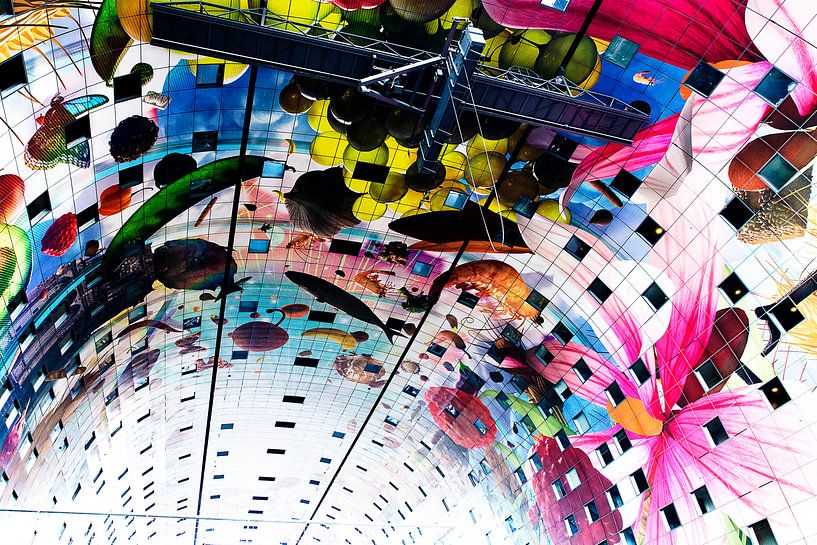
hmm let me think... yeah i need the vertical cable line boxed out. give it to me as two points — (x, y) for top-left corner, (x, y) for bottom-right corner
(192, 64), (259, 545)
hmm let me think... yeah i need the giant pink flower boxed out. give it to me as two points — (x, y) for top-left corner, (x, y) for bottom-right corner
(518, 208), (815, 544)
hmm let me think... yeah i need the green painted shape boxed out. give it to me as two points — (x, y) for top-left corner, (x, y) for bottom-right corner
(0, 224), (32, 331)
(102, 156), (266, 277)
(480, 390), (563, 437)
(723, 515), (752, 545)
(90, 0), (132, 84)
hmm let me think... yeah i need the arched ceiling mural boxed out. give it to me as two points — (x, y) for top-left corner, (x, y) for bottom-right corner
(0, 0), (816, 544)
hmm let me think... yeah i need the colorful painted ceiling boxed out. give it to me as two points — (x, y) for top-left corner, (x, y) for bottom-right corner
(0, 0), (816, 544)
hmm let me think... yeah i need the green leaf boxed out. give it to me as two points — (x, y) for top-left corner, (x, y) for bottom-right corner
(90, 0), (132, 83)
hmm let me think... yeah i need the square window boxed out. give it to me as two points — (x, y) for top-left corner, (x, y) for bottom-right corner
(564, 235), (590, 261)
(282, 395), (305, 404)
(332, 431), (345, 440)
(443, 191), (468, 210)
(749, 519), (779, 545)
(622, 528), (637, 545)
(196, 63), (224, 87)
(695, 359), (723, 392)
(183, 316), (201, 329)
(607, 485), (623, 509)
(720, 197), (754, 230)
(635, 216), (665, 246)
(113, 72), (142, 103)
(767, 297), (805, 332)
(629, 358), (650, 385)
(118, 164), (143, 189)
(683, 61), (725, 97)
(596, 443), (614, 466)
(610, 168), (641, 199)
(692, 485), (715, 514)
(65, 116), (91, 149)
(319, 457), (331, 464)
(606, 382), (626, 407)
(552, 478), (566, 499)
(443, 403), (461, 419)
(550, 321), (573, 344)
(473, 418), (489, 436)
(403, 385), (420, 397)
(565, 467), (580, 489)
(27, 191), (51, 223)
(588, 277), (612, 303)
(294, 357), (319, 367)
(248, 238), (270, 253)
(328, 238), (362, 256)
(456, 290), (480, 308)
(758, 153), (798, 192)
(525, 289), (549, 312)
(0, 54), (27, 94)
(385, 317), (405, 331)
(754, 66), (796, 107)
(352, 162), (390, 184)
(220, 423), (233, 430)
(364, 363), (382, 374)
(427, 342), (446, 357)
(573, 357), (592, 382)
(513, 197), (538, 219)
(718, 272), (748, 304)
(501, 324), (523, 345)
(411, 261), (433, 277)
(540, 0), (569, 11)
(585, 500), (600, 523)
(534, 344), (554, 365)
(554, 379), (572, 402)
(703, 416), (729, 446)
(760, 377), (791, 409)
(238, 300), (258, 313)
(231, 350), (248, 360)
(630, 468), (649, 494)
(642, 282), (668, 310)
(192, 130), (218, 153)
(604, 35), (640, 68)
(661, 503), (682, 531)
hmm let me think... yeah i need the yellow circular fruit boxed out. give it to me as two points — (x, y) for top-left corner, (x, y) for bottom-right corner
(498, 29), (552, 71)
(386, 138), (417, 172)
(497, 170), (539, 206)
(440, 0), (474, 29)
(429, 186), (468, 211)
(482, 30), (511, 68)
(307, 100), (333, 132)
(467, 134), (508, 158)
(401, 207), (428, 218)
(268, 0), (321, 25)
(369, 172), (409, 203)
(353, 195), (388, 221)
(578, 55), (603, 90)
(309, 131), (346, 167)
(536, 199), (571, 224)
(466, 152), (507, 188)
(343, 143), (389, 175)
(441, 151), (468, 181)
(343, 173), (371, 193)
(389, 189), (425, 214)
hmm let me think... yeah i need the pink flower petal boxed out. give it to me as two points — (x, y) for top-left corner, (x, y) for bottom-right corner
(746, 0), (817, 116)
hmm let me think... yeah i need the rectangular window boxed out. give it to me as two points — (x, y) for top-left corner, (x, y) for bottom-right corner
(588, 278), (612, 303)
(607, 485), (623, 509)
(552, 478), (566, 499)
(555, 429), (571, 451)
(703, 416), (729, 446)
(540, 0), (569, 11)
(352, 162), (390, 184)
(0, 54), (26, 94)
(596, 443), (614, 466)
(196, 63), (224, 87)
(749, 519), (779, 545)
(683, 61), (725, 97)
(113, 72), (142, 103)
(554, 379), (572, 402)
(573, 357), (593, 382)
(411, 261), (433, 277)
(64, 116), (91, 149)
(585, 500), (600, 523)
(695, 360), (723, 392)
(307, 310), (336, 323)
(606, 382), (626, 407)
(564, 235), (591, 261)
(248, 238), (270, 253)
(629, 358), (650, 385)
(720, 197), (754, 231)
(27, 191), (51, 224)
(565, 467), (580, 489)
(564, 514), (579, 536)
(760, 377), (791, 410)
(692, 485), (715, 514)
(661, 503), (682, 531)
(573, 411), (589, 434)
(754, 66), (796, 107)
(631, 468), (649, 494)
(282, 395), (305, 404)
(328, 238), (362, 256)
(192, 130), (218, 153)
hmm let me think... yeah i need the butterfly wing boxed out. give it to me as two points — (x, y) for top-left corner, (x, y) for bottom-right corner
(63, 95), (108, 116)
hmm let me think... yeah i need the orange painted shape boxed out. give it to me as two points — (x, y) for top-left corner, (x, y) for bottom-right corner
(607, 397), (663, 437)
